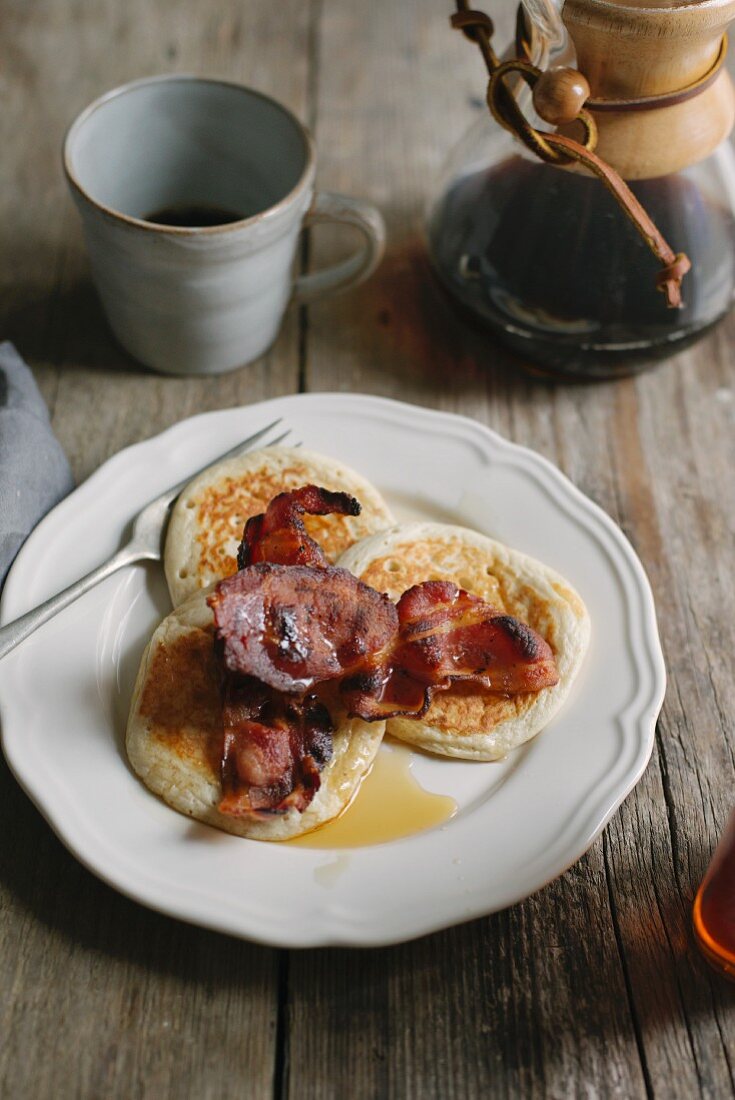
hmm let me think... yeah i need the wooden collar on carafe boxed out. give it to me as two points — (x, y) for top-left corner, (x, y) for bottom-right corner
(449, 0), (735, 308)
(585, 36), (727, 113)
(563, 0), (735, 180)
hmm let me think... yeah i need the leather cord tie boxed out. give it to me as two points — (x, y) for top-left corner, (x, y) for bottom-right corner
(451, 3), (692, 308)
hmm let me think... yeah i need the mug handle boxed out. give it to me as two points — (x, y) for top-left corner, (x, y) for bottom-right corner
(293, 191), (386, 303)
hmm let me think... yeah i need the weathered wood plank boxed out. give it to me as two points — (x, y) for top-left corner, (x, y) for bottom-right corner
(0, 0), (313, 1096)
(288, 859), (648, 1100)
(290, 2), (652, 1095)
(0, 753), (279, 1100)
(605, 345), (735, 1098)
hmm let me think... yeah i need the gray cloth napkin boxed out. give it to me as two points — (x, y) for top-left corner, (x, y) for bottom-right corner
(0, 342), (74, 589)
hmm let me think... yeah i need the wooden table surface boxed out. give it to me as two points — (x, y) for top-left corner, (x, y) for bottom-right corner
(2, 2), (734, 1096)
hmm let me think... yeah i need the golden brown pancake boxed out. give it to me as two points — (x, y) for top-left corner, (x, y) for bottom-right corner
(126, 586), (385, 840)
(164, 446), (394, 606)
(337, 523), (590, 760)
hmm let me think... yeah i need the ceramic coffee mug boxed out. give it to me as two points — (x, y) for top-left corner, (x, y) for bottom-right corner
(63, 76), (386, 375)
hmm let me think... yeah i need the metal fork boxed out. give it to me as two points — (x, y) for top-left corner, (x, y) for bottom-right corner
(0, 418), (291, 661)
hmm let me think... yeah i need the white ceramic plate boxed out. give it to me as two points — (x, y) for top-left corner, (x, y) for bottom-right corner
(0, 394), (665, 947)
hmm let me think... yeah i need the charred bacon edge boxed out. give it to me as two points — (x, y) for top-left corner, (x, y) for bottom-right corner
(208, 485), (559, 818)
(237, 484), (361, 571)
(340, 666), (559, 722)
(208, 561), (399, 695)
(216, 674), (334, 817)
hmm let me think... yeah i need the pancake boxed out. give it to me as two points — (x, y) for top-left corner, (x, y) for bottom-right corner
(337, 523), (590, 760)
(126, 587), (385, 840)
(164, 446), (394, 607)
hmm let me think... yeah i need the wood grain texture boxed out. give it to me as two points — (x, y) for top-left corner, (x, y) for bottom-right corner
(0, 0), (311, 1096)
(298, 1), (735, 1098)
(2, 0), (735, 1097)
(0, 752), (279, 1100)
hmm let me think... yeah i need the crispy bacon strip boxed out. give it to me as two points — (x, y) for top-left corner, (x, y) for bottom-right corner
(210, 568), (558, 722)
(237, 484), (361, 570)
(340, 581), (559, 720)
(212, 486), (367, 818)
(218, 675), (333, 815)
(209, 486), (559, 819)
(209, 562), (398, 694)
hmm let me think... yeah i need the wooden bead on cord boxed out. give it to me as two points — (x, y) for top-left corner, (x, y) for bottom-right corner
(533, 67), (590, 125)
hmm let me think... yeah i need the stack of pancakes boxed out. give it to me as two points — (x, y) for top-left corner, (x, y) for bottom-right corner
(127, 447), (590, 840)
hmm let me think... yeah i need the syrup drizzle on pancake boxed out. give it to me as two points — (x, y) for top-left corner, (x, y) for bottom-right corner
(287, 740), (457, 848)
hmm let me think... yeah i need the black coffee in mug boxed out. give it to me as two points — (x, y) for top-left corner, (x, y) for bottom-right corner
(145, 204), (244, 228)
(64, 75), (383, 373)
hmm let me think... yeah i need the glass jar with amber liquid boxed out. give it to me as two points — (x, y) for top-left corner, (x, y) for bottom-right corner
(693, 809), (735, 980)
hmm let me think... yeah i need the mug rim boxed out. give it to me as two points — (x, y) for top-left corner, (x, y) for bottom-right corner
(62, 74), (317, 236)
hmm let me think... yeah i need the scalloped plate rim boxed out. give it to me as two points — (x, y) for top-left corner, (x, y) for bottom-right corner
(0, 393), (666, 947)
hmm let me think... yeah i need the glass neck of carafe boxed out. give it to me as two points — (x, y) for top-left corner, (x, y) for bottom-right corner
(522, 0), (567, 66)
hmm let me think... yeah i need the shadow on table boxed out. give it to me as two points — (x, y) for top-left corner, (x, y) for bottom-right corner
(306, 233), (607, 404)
(2, 278), (147, 376)
(5, 236), (611, 400)
(0, 748), (276, 977)
(282, 834), (734, 1095)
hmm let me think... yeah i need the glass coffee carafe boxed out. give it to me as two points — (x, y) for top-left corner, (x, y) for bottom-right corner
(427, 0), (735, 379)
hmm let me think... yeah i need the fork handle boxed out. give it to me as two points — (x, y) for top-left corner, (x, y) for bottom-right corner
(0, 546), (144, 662)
